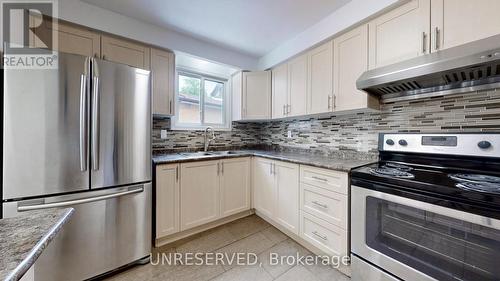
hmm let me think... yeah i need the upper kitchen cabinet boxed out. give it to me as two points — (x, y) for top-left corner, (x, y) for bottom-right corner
(287, 54), (308, 117)
(101, 35), (151, 70)
(272, 63), (288, 119)
(307, 41), (333, 115)
(29, 15), (100, 57)
(151, 48), (175, 115)
(241, 71), (272, 120)
(368, 0), (430, 69)
(430, 0), (500, 52)
(231, 72), (243, 121)
(334, 25), (378, 112)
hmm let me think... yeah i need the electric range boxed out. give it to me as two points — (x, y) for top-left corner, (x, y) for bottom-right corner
(350, 133), (500, 281)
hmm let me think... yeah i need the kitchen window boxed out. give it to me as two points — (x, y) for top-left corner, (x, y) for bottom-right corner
(172, 70), (230, 130)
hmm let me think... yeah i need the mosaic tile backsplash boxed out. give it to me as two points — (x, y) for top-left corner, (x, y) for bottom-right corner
(153, 89), (500, 155)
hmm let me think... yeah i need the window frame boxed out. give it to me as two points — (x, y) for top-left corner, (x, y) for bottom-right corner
(172, 69), (231, 131)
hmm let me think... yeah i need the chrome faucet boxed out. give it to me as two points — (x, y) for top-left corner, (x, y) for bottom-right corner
(203, 126), (215, 152)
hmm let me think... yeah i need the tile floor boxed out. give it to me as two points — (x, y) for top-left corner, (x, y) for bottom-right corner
(105, 215), (350, 281)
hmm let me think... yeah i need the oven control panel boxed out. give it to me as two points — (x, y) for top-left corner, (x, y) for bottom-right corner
(380, 133), (500, 157)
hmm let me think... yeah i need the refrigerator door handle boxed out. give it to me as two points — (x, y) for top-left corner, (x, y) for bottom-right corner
(91, 67), (100, 171)
(79, 74), (87, 171)
(17, 186), (144, 212)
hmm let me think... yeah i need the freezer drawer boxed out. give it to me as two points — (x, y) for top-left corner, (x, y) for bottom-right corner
(3, 183), (152, 281)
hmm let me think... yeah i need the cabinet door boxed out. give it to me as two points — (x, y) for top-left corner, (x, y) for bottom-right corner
(180, 161), (220, 230)
(155, 164), (179, 238)
(151, 48), (175, 115)
(30, 15), (100, 57)
(220, 158), (251, 217)
(334, 25), (378, 112)
(275, 161), (300, 235)
(253, 158), (276, 218)
(101, 35), (151, 70)
(431, 0), (500, 52)
(287, 54), (308, 116)
(308, 41), (333, 114)
(368, 0), (430, 69)
(272, 63), (288, 119)
(231, 72), (243, 121)
(242, 71), (272, 120)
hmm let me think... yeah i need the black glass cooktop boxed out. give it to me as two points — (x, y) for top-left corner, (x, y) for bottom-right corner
(351, 159), (500, 215)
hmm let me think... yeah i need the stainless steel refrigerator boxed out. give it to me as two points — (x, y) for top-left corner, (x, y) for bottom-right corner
(2, 52), (152, 281)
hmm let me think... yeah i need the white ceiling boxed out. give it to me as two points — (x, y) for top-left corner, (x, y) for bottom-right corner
(82, 0), (351, 58)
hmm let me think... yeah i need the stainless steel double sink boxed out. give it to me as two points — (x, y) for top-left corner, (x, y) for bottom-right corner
(179, 151), (246, 158)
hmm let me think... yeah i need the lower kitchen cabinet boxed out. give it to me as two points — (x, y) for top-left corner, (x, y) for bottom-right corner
(253, 158), (300, 235)
(253, 157), (277, 218)
(275, 161), (300, 235)
(253, 158), (349, 258)
(155, 164), (180, 237)
(180, 160), (220, 231)
(155, 157), (251, 241)
(220, 158), (251, 217)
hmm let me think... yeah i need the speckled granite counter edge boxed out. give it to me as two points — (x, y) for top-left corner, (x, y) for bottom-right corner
(4, 208), (74, 281)
(152, 151), (376, 172)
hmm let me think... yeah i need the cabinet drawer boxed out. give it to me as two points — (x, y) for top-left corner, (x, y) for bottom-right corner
(300, 183), (347, 229)
(300, 166), (348, 194)
(300, 211), (348, 257)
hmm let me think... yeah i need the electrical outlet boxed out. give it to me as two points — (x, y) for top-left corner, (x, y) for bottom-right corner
(160, 130), (168, 139)
(287, 130), (292, 138)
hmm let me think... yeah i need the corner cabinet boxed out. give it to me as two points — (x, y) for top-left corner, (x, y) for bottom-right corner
(155, 164), (180, 237)
(151, 48), (175, 115)
(333, 25), (378, 112)
(241, 71), (272, 120)
(368, 0), (430, 69)
(101, 35), (151, 70)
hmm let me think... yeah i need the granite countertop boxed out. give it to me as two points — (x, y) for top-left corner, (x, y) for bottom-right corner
(153, 149), (376, 172)
(0, 208), (74, 281)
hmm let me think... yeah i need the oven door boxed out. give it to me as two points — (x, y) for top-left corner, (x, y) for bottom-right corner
(351, 185), (500, 281)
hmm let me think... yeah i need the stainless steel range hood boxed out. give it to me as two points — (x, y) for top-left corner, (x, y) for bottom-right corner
(357, 34), (500, 103)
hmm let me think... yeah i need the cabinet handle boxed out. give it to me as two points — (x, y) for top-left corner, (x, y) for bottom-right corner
(283, 104), (286, 116)
(221, 162), (224, 174)
(434, 27), (440, 51)
(311, 175), (328, 182)
(333, 95), (336, 109)
(169, 100), (173, 114)
(422, 32), (427, 53)
(273, 163), (276, 175)
(217, 163), (220, 175)
(287, 104), (291, 114)
(312, 201), (328, 209)
(102, 55), (106, 60)
(327, 95), (332, 110)
(176, 167), (179, 182)
(312, 231), (328, 241)
(269, 163), (273, 175)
